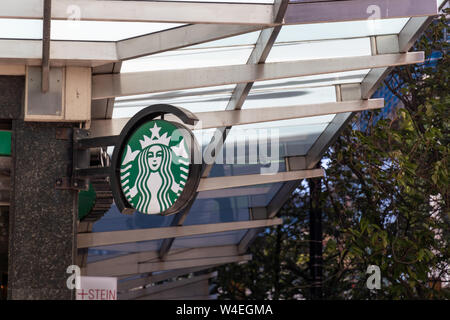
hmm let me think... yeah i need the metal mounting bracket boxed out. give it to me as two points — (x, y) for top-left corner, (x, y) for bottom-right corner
(55, 177), (89, 191)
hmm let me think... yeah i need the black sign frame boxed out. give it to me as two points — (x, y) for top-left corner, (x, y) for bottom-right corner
(110, 104), (202, 215)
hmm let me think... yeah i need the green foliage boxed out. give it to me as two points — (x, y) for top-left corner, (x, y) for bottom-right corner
(213, 13), (449, 300)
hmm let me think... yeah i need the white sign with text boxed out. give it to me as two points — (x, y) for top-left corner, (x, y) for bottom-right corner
(76, 276), (117, 300)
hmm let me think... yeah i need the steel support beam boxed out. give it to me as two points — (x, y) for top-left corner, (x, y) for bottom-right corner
(41, 0), (51, 93)
(92, 62), (122, 120)
(90, 254), (251, 277)
(0, 39), (118, 67)
(86, 245), (239, 274)
(78, 218), (283, 248)
(84, 244), (251, 277)
(399, 16), (436, 53)
(134, 278), (212, 300)
(91, 52), (425, 99)
(119, 272), (216, 300)
(118, 265), (219, 292)
(74, 166), (323, 195)
(196, 186), (276, 200)
(361, 67), (391, 99)
(285, 0), (438, 25)
(89, 98), (384, 138)
(0, 0), (438, 26)
(117, 24), (261, 61)
(0, 0), (274, 25)
(198, 168), (324, 193)
(396, 0), (448, 55)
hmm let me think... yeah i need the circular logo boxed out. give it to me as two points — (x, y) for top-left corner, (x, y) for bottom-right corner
(119, 120), (191, 215)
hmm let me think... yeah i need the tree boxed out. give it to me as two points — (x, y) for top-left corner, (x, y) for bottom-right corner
(213, 12), (449, 300)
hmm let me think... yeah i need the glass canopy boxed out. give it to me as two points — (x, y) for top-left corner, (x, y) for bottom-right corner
(87, 8), (434, 282)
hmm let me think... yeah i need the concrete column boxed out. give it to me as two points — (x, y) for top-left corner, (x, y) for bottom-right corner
(8, 121), (78, 300)
(0, 75), (23, 300)
(0, 76), (78, 300)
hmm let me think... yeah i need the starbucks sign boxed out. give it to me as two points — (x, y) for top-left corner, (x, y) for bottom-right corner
(111, 105), (201, 215)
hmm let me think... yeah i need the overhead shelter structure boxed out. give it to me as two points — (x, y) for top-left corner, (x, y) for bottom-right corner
(0, 0), (445, 300)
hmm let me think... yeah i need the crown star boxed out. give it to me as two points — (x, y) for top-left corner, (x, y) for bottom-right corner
(149, 123), (161, 141)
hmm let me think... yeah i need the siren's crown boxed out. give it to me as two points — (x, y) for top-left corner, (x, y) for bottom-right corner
(139, 123), (171, 149)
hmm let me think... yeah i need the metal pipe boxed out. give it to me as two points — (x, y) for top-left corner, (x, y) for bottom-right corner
(41, 0), (51, 93)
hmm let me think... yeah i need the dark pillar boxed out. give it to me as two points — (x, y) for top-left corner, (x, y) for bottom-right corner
(309, 177), (323, 299)
(0, 76), (78, 300)
(0, 76), (23, 300)
(8, 121), (78, 299)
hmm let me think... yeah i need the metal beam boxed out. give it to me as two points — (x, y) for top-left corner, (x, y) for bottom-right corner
(307, 112), (355, 169)
(399, 17), (436, 53)
(117, 24), (261, 61)
(130, 272), (215, 300)
(84, 244), (251, 276)
(1, 0), (438, 25)
(89, 254), (251, 277)
(198, 168), (324, 193)
(92, 62), (122, 120)
(78, 218), (283, 248)
(134, 278), (212, 300)
(196, 186), (276, 200)
(89, 98), (384, 138)
(92, 62), (122, 76)
(41, 0), (51, 93)
(91, 52), (425, 99)
(74, 167), (323, 201)
(118, 265), (219, 292)
(0, 0), (274, 25)
(398, 0), (448, 52)
(0, 39), (118, 67)
(285, 0), (438, 25)
(266, 182), (301, 219)
(119, 272), (216, 300)
(361, 67), (391, 99)
(238, 228), (262, 255)
(86, 245), (239, 274)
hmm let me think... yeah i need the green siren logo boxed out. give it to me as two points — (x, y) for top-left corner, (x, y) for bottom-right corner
(119, 120), (190, 215)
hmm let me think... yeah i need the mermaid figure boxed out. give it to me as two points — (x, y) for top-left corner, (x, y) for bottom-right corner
(128, 144), (182, 214)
